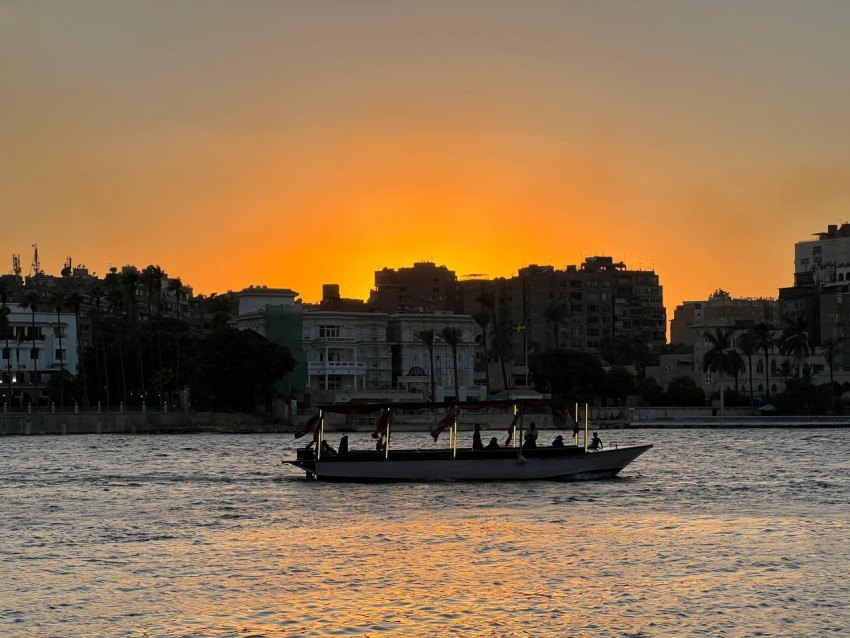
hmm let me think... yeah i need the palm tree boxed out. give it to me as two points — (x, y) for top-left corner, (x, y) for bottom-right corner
(167, 278), (185, 399)
(821, 336), (844, 413)
(415, 329), (436, 400)
(65, 292), (88, 407)
(779, 313), (810, 379)
(471, 310), (491, 393)
(121, 268), (146, 401)
(89, 283), (111, 407)
(104, 272), (129, 405)
(48, 291), (67, 408)
(753, 322), (775, 401)
(478, 290), (511, 392)
(542, 303), (569, 350)
(21, 291), (40, 408)
(778, 359), (794, 386)
(0, 284), (12, 406)
(703, 328), (742, 417)
(141, 265), (165, 402)
(0, 305), (11, 407)
(737, 328), (759, 406)
(441, 326), (462, 401)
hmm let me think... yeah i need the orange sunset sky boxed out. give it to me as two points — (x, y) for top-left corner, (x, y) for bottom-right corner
(3, 1), (850, 328)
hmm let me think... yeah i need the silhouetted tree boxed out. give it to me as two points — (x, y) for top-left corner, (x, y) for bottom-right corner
(667, 376), (705, 407)
(441, 326), (462, 400)
(415, 329), (436, 400)
(702, 328), (743, 416)
(21, 291), (40, 408)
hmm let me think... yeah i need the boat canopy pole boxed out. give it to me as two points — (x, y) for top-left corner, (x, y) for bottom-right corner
(317, 409), (325, 460)
(385, 409), (391, 459)
(575, 403), (579, 446)
(584, 403), (589, 452)
(451, 411), (458, 459)
(517, 404), (524, 457)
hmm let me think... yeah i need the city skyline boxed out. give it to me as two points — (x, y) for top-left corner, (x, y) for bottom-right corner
(3, 2), (850, 310)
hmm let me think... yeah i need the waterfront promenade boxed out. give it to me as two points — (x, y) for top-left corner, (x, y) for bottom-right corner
(2, 407), (849, 436)
(0, 409), (283, 436)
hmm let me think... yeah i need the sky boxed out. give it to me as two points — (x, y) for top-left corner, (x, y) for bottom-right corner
(3, 1), (850, 321)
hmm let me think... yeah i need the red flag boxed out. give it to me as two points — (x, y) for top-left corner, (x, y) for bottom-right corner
(375, 408), (390, 437)
(431, 406), (459, 442)
(504, 410), (521, 446)
(294, 414), (321, 439)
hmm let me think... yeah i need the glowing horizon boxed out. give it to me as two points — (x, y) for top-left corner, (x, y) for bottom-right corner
(3, 2), (849, 318)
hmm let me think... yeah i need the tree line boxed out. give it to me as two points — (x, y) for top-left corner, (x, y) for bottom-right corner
(1, 266), (295, 412)
(529, 313), (844, 417)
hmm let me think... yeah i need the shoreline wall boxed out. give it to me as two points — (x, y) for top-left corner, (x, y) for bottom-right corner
(0, 412), (286, 436)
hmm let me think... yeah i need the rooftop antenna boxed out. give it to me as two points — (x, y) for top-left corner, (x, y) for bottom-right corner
(12, 254), (21, 276)
(31, 244), (41, 277)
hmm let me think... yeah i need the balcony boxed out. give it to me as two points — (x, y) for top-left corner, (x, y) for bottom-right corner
(309, 336), (357, 344)
(308, 361), (367, 375)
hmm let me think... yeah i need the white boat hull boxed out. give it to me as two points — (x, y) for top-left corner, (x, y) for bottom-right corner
(287, 445), (652, 482)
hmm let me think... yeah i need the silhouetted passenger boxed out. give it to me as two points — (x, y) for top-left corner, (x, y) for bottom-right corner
(485, 437), (500, 450)
(522, 422), (538, 449)
(552, 435), (565, 448)
(473, 423), (484, 450)
(320, 440), (337, 457)
(338, 434), (349, 456)
(589, 432), (603, 450)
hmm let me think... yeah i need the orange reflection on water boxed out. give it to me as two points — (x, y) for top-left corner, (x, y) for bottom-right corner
(111, 508), (833, 636)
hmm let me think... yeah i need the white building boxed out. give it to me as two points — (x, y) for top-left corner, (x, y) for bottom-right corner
(233, 286), (300, 335)
(388, 312), (485, 402)
(1, 305), (78, 407)
(302, 310), (392, 398)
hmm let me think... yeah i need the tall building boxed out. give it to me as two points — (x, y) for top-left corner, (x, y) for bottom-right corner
(670, 290), (780, 346)
(507, 257), (666, 361)
(780, 223), (850, 369)
(369, 262), (462, 314)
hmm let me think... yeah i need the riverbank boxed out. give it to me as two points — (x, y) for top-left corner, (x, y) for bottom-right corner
(0, 411), (286, 436)
(3, 410), (849, 436)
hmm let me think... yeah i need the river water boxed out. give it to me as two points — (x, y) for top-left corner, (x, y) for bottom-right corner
(1, 428), (847, 637)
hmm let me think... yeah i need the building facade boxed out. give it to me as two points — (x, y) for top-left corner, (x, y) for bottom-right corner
(369, 262), (462, 314)
(1, 305), (78, 408)
(670, 289), (780, 346)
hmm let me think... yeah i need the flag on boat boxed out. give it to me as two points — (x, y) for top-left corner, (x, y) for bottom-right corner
(431, 406), (459, 442)
(374, 408), (390, 438)
(504, 410), (521, 446)
(294, 413), (321, 439)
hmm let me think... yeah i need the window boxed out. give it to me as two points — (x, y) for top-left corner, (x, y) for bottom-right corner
(318, 375), (342, 391)
(30, 348), (38, 360)
(55, 349), (65, 361)
(318, 325), (340, 339)
(1, 347), (8, 360)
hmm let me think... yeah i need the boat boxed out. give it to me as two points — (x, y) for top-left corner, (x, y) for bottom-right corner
(284, 400), (652, 482)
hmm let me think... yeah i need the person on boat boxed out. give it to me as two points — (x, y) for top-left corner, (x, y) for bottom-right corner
(485, 436), (500, 450)
(338, 434), (349, 457)
(472, 423), (484, 450)
(589, 432), (604, 450)
(320, 440), (337, 457)
(552, 434), (565, 448)
(522, 422), (538, 449)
